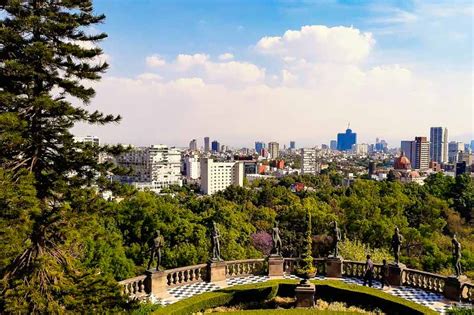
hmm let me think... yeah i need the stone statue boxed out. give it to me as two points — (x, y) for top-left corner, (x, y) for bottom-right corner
(271, 221), (282, 256)
(147, 230), (164, 270)
(391, 227), (403, 265)
(452, 234), (462, 277)
(331, 221), (341, 257)
(211, 221), (222, 261)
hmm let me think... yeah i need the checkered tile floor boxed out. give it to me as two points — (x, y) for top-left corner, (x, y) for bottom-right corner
(153, 275), (473, 314)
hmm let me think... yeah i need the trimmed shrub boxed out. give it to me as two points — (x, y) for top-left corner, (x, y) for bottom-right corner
(153, 291), (233, 315)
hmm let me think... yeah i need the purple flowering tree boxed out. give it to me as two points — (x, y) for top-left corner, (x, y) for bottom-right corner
(251, 231), (273, 256)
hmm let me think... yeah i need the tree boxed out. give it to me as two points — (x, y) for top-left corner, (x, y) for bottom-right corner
(0, 1), (127, 312)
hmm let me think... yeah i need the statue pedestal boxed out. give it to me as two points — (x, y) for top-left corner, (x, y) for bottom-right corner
(268, 256), (284, 277)
(326, 256), (343, 278)
(207, 260), (227, 283)
(295, 283), (316, 308)
(443, 276), (467, 301)
(387, 263), (406, 286)
(146, 270), (171, 299)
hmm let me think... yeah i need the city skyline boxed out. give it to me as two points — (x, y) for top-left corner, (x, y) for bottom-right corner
(73, 0), (473, 146)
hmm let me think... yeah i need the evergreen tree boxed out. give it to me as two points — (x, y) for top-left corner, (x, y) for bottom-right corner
(0, 1), (126, 312)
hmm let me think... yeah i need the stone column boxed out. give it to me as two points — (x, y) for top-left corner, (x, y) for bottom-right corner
(295, 283), (316, 307)
(145, 270), (171, 299)
(268, 256), (285, 277)
(326, 257), (343, 278)
(443, 276), (467, 301)
(207, 260), (227, 282)
(387, 263), (406, 286)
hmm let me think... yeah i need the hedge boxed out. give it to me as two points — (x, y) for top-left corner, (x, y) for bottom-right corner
(153, 279), (438, 315)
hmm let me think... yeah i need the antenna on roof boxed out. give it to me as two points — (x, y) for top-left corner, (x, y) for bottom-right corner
(347, 122), (350, 130)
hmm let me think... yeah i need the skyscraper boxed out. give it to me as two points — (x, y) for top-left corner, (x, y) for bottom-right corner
(289, 141), (296, 150)
(430, 127), (448, 163)
(448, 141), (464, 163)
(330, 140), (337, 150)
(268, 142), (279, 159)
(337, 128), (357, 151)
(255, 141), (265, 155)
(401, 140), (416, 163)
(204, 137), (210, 152)
(414, 137), (430, 170)
(211, 140), (220, 153)
(189, 139), (197, 151)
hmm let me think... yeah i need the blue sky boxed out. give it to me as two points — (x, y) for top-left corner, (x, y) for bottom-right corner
(76, 0), (473, 147)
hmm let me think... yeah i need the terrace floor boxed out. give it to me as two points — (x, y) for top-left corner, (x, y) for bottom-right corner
(150, 275), (473, 314)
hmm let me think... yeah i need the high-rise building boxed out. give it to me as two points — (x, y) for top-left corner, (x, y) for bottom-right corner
(184, 156), (200, 179)
(211, 140), (220, 153)
(189, 139), (198, 151)
(448, 141), (464, 163)
(115, 145), (182, 192)
(401, 140), (416, 163)
(330, 140), (337, 150)
(268, 142), (279, 159)
(368, 161), (376, 177)
(337, 128), (357, 151)
(255, 141), (265, 155)
(200, 158), (244, 195)
(414, 137), (430, 170)
(430, 127), (448, 163)
(300, 148), (320, 175)
(204, 137), (210, 153)
(289, 141), (296, 150)
(352, 143), (369, 155)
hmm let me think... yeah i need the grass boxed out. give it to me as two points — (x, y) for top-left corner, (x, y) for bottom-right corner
(153, 279), (438, 315)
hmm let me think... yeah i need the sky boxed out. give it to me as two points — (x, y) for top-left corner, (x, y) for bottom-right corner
(74, 0), (474, 148)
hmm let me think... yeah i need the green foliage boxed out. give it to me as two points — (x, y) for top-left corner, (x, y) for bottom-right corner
(339, 239), (393, 263)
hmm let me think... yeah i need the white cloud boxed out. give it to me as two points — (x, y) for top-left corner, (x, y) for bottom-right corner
(75, 24), (472, 147)
(256, 25), (375, 63)
(218, 53), (234, 61)
(146, 54), (166, 67)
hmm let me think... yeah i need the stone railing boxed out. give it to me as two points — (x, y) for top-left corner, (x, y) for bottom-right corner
(342, 260), (383, 280)
(461, 282), (473, 303)
(118, 275), (147, 299)
(226, 259), (266, 278)
(119, 257), (473, 303)
(402, 268), (446, 293)
(166, 263), (207, 287)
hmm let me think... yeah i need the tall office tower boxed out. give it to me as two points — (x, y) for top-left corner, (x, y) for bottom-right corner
(289, 141), (296, 150)
(337, 127), (357, 151)
(330, 140), (337, 150)
(400, 140), (416, 163)
(255, 141), (265, 155)
(211, 140), (220, 153)
(189, 139), (198, 151)
(300, 148), (319, 175)
(268, 142), (280, 159)
(204, 137), (210, 152)
(448, 141), (464, 163)
(368, 161), (376, 177)
(430, 127), (448, 163)
(414, 137), (430, 170)
(471, 140), (474, 151)
(200, 158), (244, 195)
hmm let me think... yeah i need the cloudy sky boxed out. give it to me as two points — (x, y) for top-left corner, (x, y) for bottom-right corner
(74, 0), (473, 148)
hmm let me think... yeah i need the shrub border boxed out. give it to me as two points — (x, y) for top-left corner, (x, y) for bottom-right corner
(153, 279), (438, 315)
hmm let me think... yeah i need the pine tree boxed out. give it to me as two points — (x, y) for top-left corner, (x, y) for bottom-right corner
(0, 0), (127, 312)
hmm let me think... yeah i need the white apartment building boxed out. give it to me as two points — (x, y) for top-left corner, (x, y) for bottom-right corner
(184, 155), (201, 180)
(301, 148), (320, 175)
(352, 143), (369, 155)
(74, 135), (99, 145)
(200, 158), (244, 195)
(115, 145), (182, 192)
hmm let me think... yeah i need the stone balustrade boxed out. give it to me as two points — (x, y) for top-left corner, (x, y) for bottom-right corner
(119, 257), (473, 303)
(118, 275), (147, 299)
(225, 259), (266, 278)
(166, 264), (207, 287)
(342, 260), (383, 280)
(402, 268), (446, 293)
